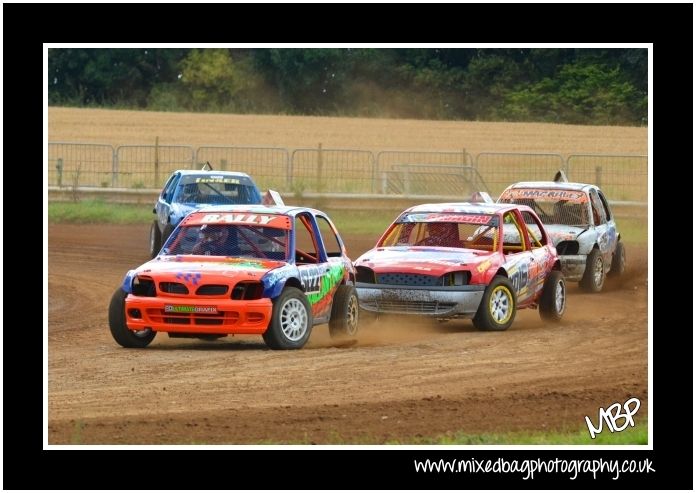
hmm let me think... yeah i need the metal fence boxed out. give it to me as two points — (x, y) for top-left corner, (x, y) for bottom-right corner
(291, 147), (375, 194)
(566, 154), (648, 203)
(196, 146), (290, 191)
(47, 142), (648, 204)
(475, 152), (566, 197)
(376, 150), (478, 196)
(116, 145), (195, 188)
(48, 142), (115, 188)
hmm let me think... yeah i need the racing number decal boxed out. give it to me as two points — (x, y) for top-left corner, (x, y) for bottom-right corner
(299, 265), (324, 294)
(298, 263), (345, 320)
(509, 262), (529, 294)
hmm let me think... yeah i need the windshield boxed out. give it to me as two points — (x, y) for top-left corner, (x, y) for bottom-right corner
(174, 175), (261, 205)
(162, 223), (288, 260)
(379, 213), (499, 252)
(499, 188), (590, 227)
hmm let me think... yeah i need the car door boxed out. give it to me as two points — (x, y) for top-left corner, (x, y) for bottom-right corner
(501, 209), (537, 305)
(520, 210), (554, 300)
(315, 213), (351, 283)
(596, 188), (619, 258)
(589, 188), (615, 265)
(293, 212), (334, 324)
(156, 173), (180, 231)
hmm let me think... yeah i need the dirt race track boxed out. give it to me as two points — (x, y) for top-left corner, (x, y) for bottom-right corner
(48, 224), (648, 444)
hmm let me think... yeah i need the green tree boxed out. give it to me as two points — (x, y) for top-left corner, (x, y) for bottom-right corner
(502, 61), (644, 124)
(49, 48), (186, 106)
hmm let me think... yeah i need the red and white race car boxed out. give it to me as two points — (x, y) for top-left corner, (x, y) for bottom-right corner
(354, 203), (566, 331)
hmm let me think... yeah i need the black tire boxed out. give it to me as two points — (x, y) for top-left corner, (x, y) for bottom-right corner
(539, 271), (566, 322)
(149, 221), (162, 258)
(608, 241), (626, 277)
(263, 287), (313, 349)
(329, 285), (359, 339)
(108, 288), (156, 348)
(580, 248), (605, 292)
(161, 223), (175, 247)
(472, 276), (516, 331)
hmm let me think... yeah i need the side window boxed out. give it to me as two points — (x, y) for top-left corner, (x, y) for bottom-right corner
(589, 190), (606, 225)
(502, 211), (527, 254)
(294, 213), (319, 264)
(520, 211), (547, 247)
(163, 175), (179, 203)
(597, 190), (612, 221)
(316, 216), (343, 257)
(161, 174), (178, 203)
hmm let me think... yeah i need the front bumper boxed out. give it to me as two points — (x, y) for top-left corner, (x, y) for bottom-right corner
(559, 254), (587, 281)
(125, 294), (272, 334)
(356, 282), (485, 318)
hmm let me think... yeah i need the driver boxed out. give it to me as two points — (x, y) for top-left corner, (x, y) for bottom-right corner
(418, 223), (459, 247)
(192, 225), (233, 256)
(181, 183), (201, 203)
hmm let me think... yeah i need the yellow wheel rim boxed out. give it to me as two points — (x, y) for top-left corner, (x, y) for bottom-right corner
(489, 285), (513, 325)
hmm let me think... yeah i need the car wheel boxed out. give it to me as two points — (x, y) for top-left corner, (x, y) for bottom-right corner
(539, 271), (566, 322)
(329, 285), (359, 339)
(108, 288), (156, 348)
(263, 287), (313, 349)
(472, 275), (516, 331)
(608, 241), (626, 277)
(580, 248), (605, 292)
(162, 223), (175, 246)
(149, 221), (162, 258)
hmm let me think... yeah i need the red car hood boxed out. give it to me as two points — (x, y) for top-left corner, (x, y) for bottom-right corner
(355, 247), (494, 277)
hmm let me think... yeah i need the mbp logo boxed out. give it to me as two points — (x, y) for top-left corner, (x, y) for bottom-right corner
(584, 397), (641, 439)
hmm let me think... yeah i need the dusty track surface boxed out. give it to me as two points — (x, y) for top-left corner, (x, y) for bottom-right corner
(48, 224), (648, 444)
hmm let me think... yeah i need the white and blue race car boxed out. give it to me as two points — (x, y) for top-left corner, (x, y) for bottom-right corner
(498, 173), (625, 293)
(150, 169), (262, 257)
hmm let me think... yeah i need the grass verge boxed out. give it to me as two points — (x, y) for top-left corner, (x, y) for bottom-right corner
(255, 421), (648, 445)
(48, 200), (153, 224)
(399, 420), (648, 445)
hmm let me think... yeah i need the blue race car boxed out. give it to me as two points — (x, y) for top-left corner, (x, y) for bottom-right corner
(150, 169), (262, 257)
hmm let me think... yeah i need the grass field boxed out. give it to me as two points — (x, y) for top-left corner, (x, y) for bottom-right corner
(48, 107), (647, 155)
(254, 421), (649, 445)
(417, 421), (648, 445)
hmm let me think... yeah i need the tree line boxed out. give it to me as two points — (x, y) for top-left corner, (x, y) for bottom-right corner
(48, 48), (647, 125)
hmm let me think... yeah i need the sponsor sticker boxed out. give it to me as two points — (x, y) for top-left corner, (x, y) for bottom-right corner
(195, 177), (240, 184)
(164, 305), (218, 314)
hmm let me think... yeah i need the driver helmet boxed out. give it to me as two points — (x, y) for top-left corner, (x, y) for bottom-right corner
(199, 224), (228, 243)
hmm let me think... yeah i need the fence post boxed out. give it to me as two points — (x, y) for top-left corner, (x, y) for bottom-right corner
(287, 151), (293, 189)
(111, 147), (119, 187)
(56, 158), (63, 187)
(595, 166), (602, 188)
(370, 152), (376, 194)
(404, 166), (411, 195)
(220, 159), (228, 171)
(154, 136), (160, 188)
(462, 147), (473, 185)
(317, 142), (324, 192)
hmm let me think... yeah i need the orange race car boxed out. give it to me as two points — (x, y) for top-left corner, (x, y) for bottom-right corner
(109, 205), (358, 349)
